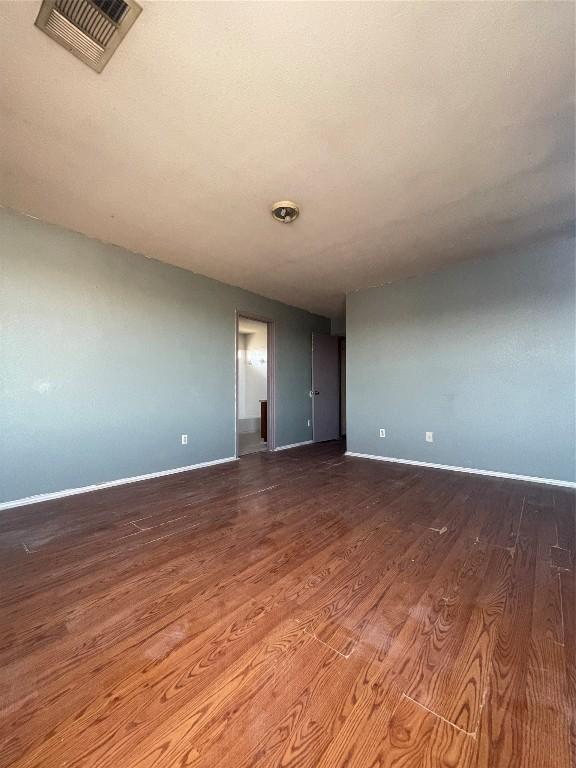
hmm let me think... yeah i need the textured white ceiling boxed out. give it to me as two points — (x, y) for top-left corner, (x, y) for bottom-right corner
(1, 1), (574, 319)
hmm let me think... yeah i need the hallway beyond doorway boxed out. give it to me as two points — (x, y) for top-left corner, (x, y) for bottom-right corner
(237, 316), (269, 456)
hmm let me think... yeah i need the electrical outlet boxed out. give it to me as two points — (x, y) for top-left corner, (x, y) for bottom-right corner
(379, 428), (386, 438)
(181, 434), (188, 445)
(426, 432), (434, 443)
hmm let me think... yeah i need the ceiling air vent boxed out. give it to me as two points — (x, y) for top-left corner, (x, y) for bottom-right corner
(35, 0), (142, 73)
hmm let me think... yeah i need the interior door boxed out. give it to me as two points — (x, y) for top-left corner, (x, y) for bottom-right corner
(312, 333), (340, 442)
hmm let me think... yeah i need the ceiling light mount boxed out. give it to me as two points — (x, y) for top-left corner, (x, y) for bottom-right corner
(271, 201), (299, 223)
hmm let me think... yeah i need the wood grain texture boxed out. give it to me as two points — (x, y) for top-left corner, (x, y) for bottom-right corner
(0, 441), (573, 768)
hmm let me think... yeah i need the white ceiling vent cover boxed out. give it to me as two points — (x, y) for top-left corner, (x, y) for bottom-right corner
(35, 0), (142, 73)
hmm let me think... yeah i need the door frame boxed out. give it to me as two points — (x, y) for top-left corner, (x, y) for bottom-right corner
(235, 310), (276, 456)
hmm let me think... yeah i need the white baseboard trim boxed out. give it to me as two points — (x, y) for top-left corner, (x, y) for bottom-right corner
(274, 440), (314, 452)
(344, 452), (576, 489)
(0, 456), (239, 511)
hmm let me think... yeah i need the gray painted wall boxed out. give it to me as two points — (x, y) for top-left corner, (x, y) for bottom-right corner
(330, 312), (346, 337)
(0, 208), (329, 504)
(347, 237), (576, 483)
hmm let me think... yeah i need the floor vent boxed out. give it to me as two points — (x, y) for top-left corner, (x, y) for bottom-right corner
(35, 0), (142, 72)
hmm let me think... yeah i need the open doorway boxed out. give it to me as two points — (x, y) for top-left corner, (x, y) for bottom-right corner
(237, 315), (274, 455)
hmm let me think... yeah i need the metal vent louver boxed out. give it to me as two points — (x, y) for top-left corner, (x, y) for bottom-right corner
(35, 0), (142, 72)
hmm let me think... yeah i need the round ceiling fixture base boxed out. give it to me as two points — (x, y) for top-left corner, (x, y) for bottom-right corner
(271, 201), (299, 223)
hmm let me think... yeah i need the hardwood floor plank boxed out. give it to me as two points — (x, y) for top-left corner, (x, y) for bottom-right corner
(523, 638), (571, 768)
(319, 691), (475, 768)
(2, 477), (425, 765)
(1, 443), (573, 768)
(472, 484), (572, 768)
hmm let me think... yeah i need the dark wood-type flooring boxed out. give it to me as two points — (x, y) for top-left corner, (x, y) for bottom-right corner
(1, 441), (574, 767)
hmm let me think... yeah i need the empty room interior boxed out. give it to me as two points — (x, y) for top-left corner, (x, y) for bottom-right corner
(1, 2), (575, 767)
